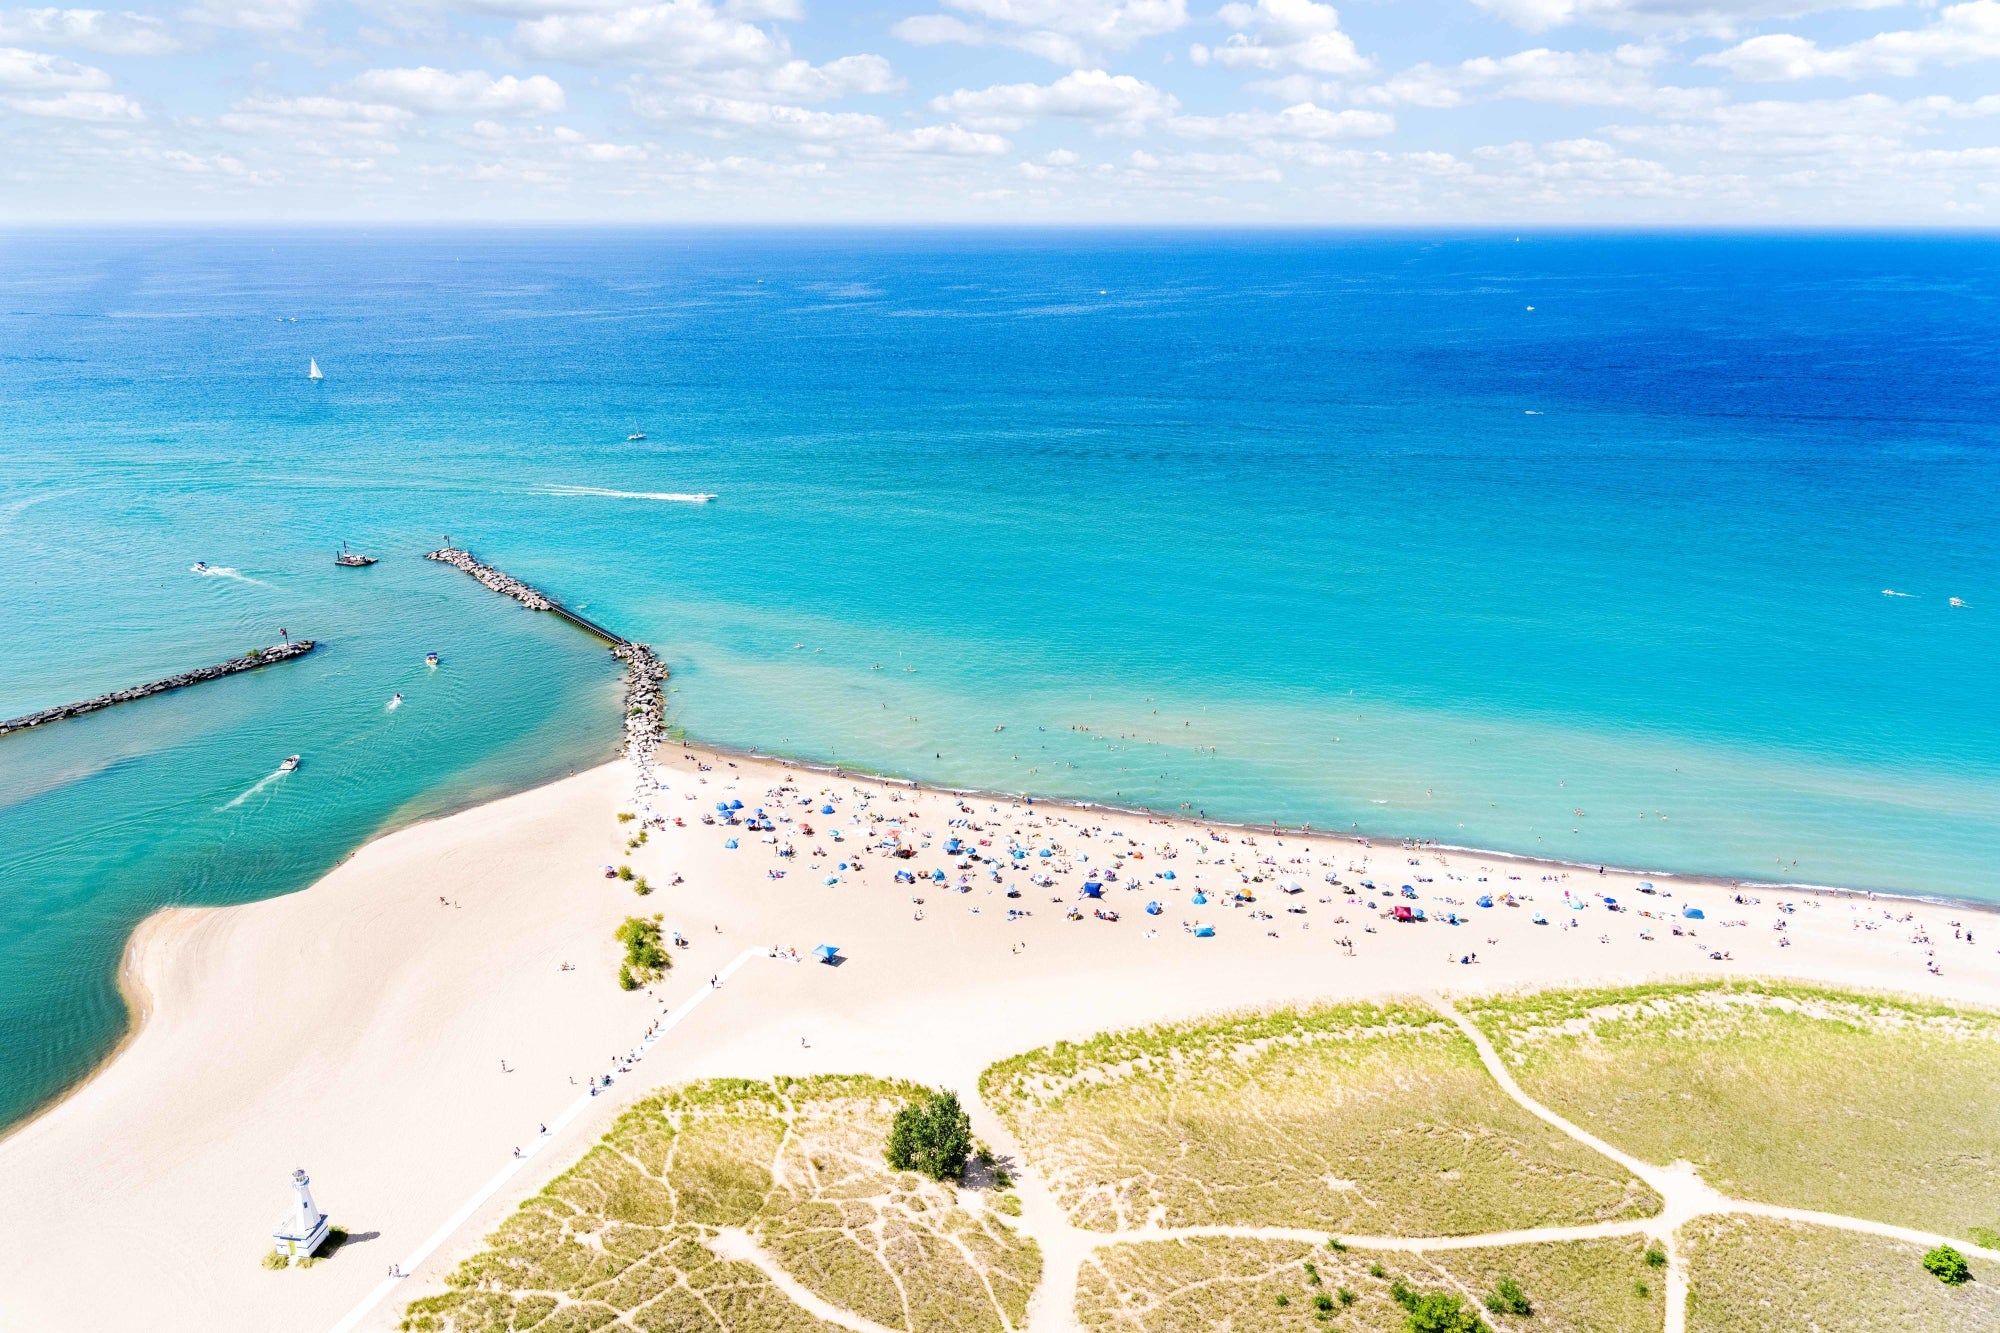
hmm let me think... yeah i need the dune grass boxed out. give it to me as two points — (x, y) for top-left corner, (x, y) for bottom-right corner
(1076, 1235), (1664, 1333)
(978, 1001), (1658, 1236)
(1463, 981), (2000, 1236)
(400, 1076), (1039, 1333)
(1684, 1216), (2000, 1333)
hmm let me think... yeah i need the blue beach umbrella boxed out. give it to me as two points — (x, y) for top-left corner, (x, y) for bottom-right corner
(931, 869), (946, 882)
(822, 804), (834, 815)
(1146, 901), (1162, 915)
(1682, 905), (1705, 919)
(1191, 891), (1208, 906)
(824, 875), (839, 885)
(815, 944), (839, 963)
(724, 838), (738, 849)
(1038, 848), (1052, 858)
(1162, 870), (1176, 880)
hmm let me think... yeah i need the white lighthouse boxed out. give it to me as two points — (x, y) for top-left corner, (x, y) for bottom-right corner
(271, 1168), (331, 1262)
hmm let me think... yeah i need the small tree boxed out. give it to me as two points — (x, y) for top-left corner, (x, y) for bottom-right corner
(1403, 1291), (1490, 1333)
(615, 915), (670, 987)
(1924, 1245), (1971, 1286)
(885, 1088), (973, 1180)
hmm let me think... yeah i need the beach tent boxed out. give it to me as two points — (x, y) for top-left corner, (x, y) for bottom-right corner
(1394, 905), (1414, 922)
(1476, 895), (1493, 908)
(1162, 870), (1176, 880)
(723, 838), (738, 849)
(1038, 848), (1053, 858)
(1191, 891), (1208, 906)
(1193, 924), (1215, 938)
(815, 944), (839, 964)
(729, 799), (743, 810)
(1146, 901), (1163, 915)
(946, 838), (963, 853)
(1281, 879), (1302, 894)
(1082, 882), (1103, 898)
(822, 804), (834, 814)
(1682, 905), (1705, 919)
(823, 875), (839, 885)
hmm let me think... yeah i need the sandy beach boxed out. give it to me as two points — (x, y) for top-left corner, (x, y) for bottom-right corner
(2, 747), (1996, 1333)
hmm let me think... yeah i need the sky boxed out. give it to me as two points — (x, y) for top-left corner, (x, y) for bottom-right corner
(2, 0), (1999, 221)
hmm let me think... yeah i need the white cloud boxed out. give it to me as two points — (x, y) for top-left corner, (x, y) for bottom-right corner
(1702, 2), (2000, 80)
(0, 9), (180, 55)
(951, 0), (1184, 46)
(763, 54), (901, 99)
(648, 90), (888, 137)
(1191, 0), (1370, 76)
(930, 68), (1179, 132)
(4, 86), (139, 115)
(218, 93), (413, 136)
(891, 14), (1084, 66)
(1357, 44), (1722, 113)
(1172, 100), (1392, 139)
(1610, 92), (2000, 159)
(180, 0), (316, 33)
(893, 0), (1185, 66)
(515, 0), (781, 67)
(0, 42), (105, 85)
(1470, 0), (1901, 37)
(878, 121), (1009, 154)
(348, 66), (567, 115)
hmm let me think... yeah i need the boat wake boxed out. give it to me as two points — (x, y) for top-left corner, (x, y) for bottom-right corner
(540, 486), (716, 504)
(191, 563), (268, 586)
(221, 762), (292, 810)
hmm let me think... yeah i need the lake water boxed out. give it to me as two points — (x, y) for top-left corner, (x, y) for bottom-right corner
(1, 228), (1995, 1130)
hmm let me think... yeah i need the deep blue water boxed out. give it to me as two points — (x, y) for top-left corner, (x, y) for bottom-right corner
(1, 228), (1996, 1131)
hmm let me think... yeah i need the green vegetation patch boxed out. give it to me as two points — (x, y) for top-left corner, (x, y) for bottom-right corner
(1685, 1216), (2000, 1333)
(401, 1076), (1040, 1333)
(1076, 1235), (1663, 1333)
(979, 1002), (1657, 1235)
(1465, 981), (2000, 1235)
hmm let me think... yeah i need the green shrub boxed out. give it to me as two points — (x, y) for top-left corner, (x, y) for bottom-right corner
(1312, 1292), (1333, 1313)
(1970, 1225), (2000, 1250)
(615, 915), (669, 987)
(1484, 1276), (1531, 1316)
(1631, 1280), (1648, 1298)
(1327, 1236), (1347, 1252)
(1275, 1293), (1290, 1308)
(1370, 1262), (1386, 1278)
(617, 811), (636, 823)
(1924, 1245), (1971, 1285)
(1336, 1287), (1355, 1308)
(1403, 1291), (1489, 1333)
(1644, 1243), (1667, 1268)
(1390, 1278), (1418, 1310)
(262, 1250), (289, 1271)
(886, 1088), (974, 1180)
(617, 864), (634, 881)
(1304, 1260), (1321, 1284)
(632, 876), (652, 896)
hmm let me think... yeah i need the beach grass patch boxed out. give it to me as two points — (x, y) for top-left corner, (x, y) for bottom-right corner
(399, 1076), (1038, 1333)
(1075, 1235), (1660, 1333)
(1684, 1216), (2000, 1332)
(980, 1001), (1657, 1235)
(1465, 981), (2000, 1235)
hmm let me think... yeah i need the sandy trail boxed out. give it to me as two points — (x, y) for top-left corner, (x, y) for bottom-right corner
(1, 750), (1996, 1333)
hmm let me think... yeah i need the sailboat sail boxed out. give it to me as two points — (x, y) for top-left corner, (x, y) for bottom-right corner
(308, 358), (323, 380)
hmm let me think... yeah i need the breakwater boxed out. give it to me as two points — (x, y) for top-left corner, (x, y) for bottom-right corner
(426, 547), (666, 780)
(0, 640), (318, 738)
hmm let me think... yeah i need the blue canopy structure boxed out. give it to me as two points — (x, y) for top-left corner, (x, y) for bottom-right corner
(1082, 882), (1103, 898)
(1193, 924), (1215, 938)
(1682, 905), (1705, 919)
(723, 838), (738, 849)
(815, 944), (839, 963)
(1162, 870), (1176, 880)
(1191, 891), (1208, 906)
(1146, 901), (1163, 915)
(1038, 848), (1052, 858)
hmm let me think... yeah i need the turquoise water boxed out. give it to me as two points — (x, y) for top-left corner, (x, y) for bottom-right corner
(2, 228), (1997, 1130)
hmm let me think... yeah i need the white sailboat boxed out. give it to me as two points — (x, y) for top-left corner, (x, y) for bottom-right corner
(308, 358), (323, 380)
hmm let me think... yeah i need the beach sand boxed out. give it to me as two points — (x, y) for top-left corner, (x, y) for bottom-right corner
(2, 748), (1996, 1333)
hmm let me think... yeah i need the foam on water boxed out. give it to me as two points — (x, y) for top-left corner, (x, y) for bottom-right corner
(540, 485), (718, 503)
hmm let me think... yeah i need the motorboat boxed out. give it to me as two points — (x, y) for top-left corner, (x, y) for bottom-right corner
(627, 433), (646, 441)
(335, 542), (376, 568)
(278, 755), (301, 773)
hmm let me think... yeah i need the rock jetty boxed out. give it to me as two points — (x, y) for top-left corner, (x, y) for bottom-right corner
(425, 548), (554, 612)
(0, 640), (318, 738)
(426, 546), (668, 784)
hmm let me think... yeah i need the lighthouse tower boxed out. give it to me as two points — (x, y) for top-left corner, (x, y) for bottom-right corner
(271, 1168), (331, 1261)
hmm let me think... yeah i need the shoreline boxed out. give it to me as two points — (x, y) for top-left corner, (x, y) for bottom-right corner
(710, 738), (1998, 917)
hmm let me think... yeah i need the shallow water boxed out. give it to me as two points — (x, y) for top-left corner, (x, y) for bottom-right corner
(0, 228), (1995, 1130)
